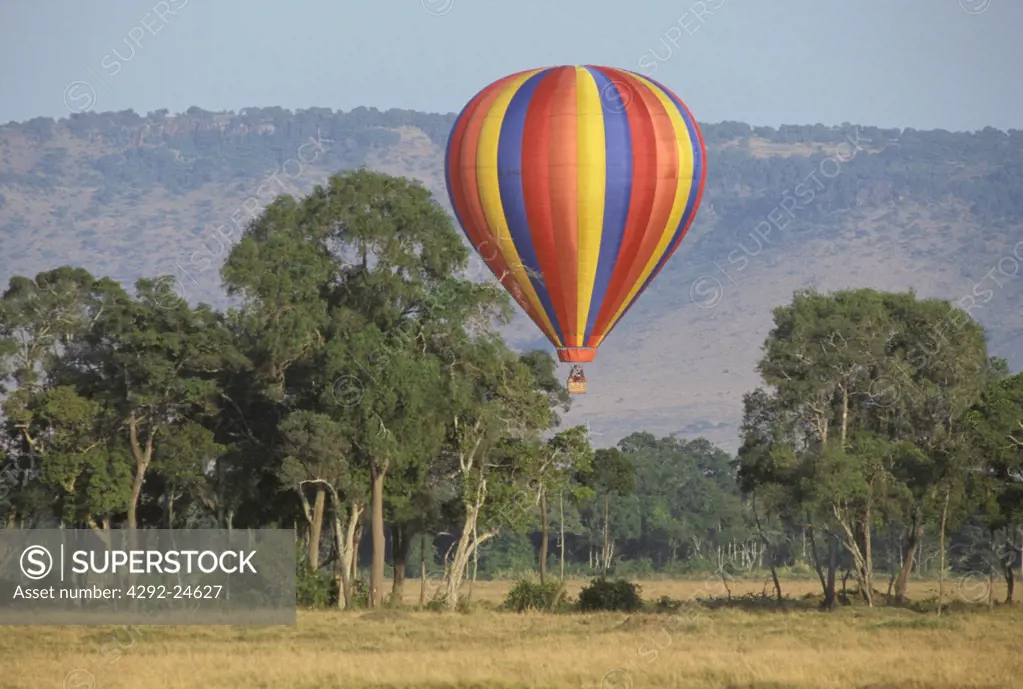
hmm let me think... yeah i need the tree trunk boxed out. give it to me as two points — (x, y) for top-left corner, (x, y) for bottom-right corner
(309, 485), (326, 570)
(937, 489), (950, 616)
(332, 499), (361, 610)
(894, 519), (925, 604)
(538, 491), (549, 584)
(823, 535), (838, 610)
(351, 518), (363, 584)
(839, 388), (849, 445)
(164, 488), (175, 528)
(444, 475), (493, 609)
(834, 510), (873, 607)
(1003, 561), (1015, 604)
(126, 417), (154, 531)
(370, 464), (387, 608)
(419, 532), (428, 607)
(751, 492), (783, 602)
(601, 494), (610, 576)
(807, 520), (827, 595)
(445, 509), (492, 608)
(391, 523), (411, 605)
(848, 500), (874, 606)
(559, 491), (566, 582)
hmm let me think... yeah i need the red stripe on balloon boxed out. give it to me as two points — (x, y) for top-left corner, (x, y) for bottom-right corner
(589, 70), (678, 339)
(521, 67), (573, 339)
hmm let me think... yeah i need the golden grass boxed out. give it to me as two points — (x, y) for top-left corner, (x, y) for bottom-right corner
(3, 578), (1020, 689)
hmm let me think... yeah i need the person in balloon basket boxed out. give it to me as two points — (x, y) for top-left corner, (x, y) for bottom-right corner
(568, 365), (586, 384)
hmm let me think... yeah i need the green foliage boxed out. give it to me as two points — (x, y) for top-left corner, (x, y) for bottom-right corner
(502, 579), (566, 612)
(295, 552), (338, 609)
(578, 577), (643, 612)
(654, 595), (684, 612)
(2, 161), (1023, 606)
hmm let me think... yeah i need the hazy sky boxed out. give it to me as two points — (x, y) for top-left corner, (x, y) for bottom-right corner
(1, 0), (1019, 131)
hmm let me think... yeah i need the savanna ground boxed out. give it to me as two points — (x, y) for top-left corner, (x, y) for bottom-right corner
(5, 578), (1021, 689)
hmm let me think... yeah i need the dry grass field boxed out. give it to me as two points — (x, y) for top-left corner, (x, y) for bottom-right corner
(3, 577), (1021, 689)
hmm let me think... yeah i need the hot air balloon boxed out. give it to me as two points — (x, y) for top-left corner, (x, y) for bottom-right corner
(444, 65), (707, 394)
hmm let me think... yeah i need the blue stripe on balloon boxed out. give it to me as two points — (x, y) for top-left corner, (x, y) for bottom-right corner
(601, 73), (704, 342)
(581, 66), (633, 344)
(495, 68), (566, 346)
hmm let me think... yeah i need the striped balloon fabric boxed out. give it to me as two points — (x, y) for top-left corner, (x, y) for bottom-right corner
(444, 65), (706, 363)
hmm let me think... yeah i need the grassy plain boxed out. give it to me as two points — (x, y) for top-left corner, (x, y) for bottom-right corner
(3, 578), (1021, 689)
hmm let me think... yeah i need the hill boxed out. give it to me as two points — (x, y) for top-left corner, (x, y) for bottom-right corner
(1, 107), (1022, 450)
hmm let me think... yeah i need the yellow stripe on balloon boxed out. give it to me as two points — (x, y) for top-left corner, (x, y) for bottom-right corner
(475, 69), (562, 346)
(594, 75), (695, 346)
(574, 66), (606, 348)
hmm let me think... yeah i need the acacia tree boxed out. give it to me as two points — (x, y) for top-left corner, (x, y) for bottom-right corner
(227, 170), (470, 607)
(578, 444), (636, 575)
(321, 171), (468, 608)
(438, 336), (556, 608)
(741, 288), (990, 606)
(0, 268), (127, 528)
(528, 425), (594, 584)
(86, 279), (236, 530)
(278, 410), (368, 608)
(873, 291), (989, 603)
(964, 371), (1023, 603)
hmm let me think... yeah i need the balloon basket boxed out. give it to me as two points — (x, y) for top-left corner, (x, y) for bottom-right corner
(568, 380), (587, 395)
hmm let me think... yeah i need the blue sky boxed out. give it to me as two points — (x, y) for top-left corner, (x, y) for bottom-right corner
(1, 0), (1019, 131)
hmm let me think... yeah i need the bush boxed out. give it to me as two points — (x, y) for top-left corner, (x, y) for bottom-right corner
(296, 554), (338, 609)
(503, 579), (566, 612)
(655, 595), (683, 612)
(578, 577), (642, 612)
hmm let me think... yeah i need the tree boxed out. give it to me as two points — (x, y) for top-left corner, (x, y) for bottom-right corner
(87, 278), (236, 530)
(438, 339), (556, 608)
(964, 371), (1023, 603)
(524, 425), (594, 583)
(580, 441), (637, 575)
(321, 171), (468, 608)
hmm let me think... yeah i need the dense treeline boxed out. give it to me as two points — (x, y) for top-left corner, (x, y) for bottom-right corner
(1, 170), (1020, 611)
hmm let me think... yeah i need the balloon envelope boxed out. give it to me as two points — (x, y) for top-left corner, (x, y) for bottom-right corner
(444, 65), (706, 363)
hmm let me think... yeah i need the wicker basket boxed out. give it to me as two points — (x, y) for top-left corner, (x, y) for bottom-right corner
(567, 380), (587, 394)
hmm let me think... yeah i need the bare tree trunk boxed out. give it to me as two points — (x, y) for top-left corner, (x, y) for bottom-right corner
(468, 519), (480, 602)
(839, 388), (849, 445)
(937, 489), (950, 616)
(126, 417), (154, 531)
(419, 532), (428, 607)
(331, 500), (361, 610)
(807, 520), (827, 595)
(539, 491), (549, 584)
(751, 492), (783, 602)
(833, 510), (872, 607)
(391, 523), (411, 606)
(894, 518), (924, 604)
(444, 476), (495, 609)
(444, 518), (495, 608)
(351, 517), (363, 588)
(1002, 558), (1015, 603)
(370, 463), (387, 608)
(309, 486), (326, 570)
(559, 491), (566, 582)
(823, 535), (838, 610)
(601, 495), (610, 576)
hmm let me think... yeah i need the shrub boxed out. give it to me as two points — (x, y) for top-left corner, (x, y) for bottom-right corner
(655, 595), (683, 612)
(296, 554), (337, 609)
(578, 577), (642, 612)
(503, 579), (565, 612)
